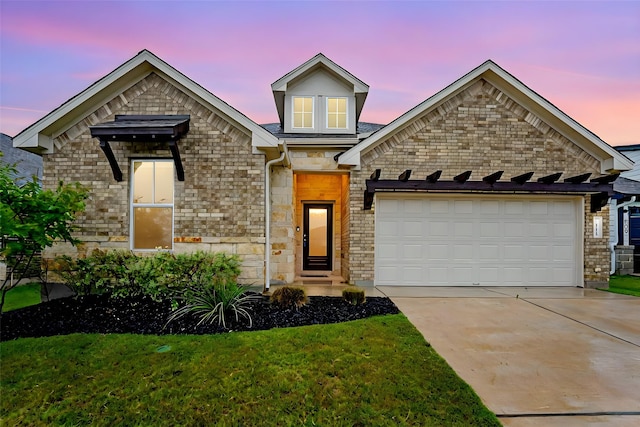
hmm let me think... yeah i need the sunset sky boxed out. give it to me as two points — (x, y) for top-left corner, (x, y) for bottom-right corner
(1, 1), (638, 146)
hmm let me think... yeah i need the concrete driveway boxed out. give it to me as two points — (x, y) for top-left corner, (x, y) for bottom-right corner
(379, 287), (640, 426)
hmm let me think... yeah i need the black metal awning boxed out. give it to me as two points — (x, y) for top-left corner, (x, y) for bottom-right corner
(364, 169), (618, 212)
(90, 115), (190, 181)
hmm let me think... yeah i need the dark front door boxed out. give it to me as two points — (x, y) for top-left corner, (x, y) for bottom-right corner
(303, 204), (333, 271)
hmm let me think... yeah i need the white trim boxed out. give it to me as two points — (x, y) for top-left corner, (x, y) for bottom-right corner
(291, 96), (315, 129)
(339, 60), (632, 173)
(13, 49), (278, 153)
(326, 96), (348, 130)
(130, 159), (174, 251)
(374, 193), (584, 287)
(271, 53), (369, 94)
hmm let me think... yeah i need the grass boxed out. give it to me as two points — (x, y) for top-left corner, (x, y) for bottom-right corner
(1, 283), (41, 312)
(605, 275), (640, 297)
(0, 315), (499, 426)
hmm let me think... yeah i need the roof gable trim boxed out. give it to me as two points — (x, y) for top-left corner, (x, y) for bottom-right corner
(339, 60), (632, 173)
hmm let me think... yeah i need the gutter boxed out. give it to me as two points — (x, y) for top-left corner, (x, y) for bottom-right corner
(264, 143), (290, 292)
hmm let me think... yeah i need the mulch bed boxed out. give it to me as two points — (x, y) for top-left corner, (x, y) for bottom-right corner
(0, 294), (399, 341)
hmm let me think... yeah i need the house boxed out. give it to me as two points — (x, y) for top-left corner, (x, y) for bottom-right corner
(609, 145), (640, 275)
(13, 50), (632, 289)
(1, 133), (43, 184)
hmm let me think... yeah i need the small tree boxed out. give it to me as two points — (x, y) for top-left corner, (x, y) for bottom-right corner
(0, 158), (88, 314)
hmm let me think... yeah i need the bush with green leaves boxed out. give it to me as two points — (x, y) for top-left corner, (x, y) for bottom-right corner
(167, 281), (261, 328)
(56, 250), (112, 296)
(342, 287), (366, 305)
(0, 157), (88, 314)
(270, 286), (307, 309)
(56, 250), (242, 301)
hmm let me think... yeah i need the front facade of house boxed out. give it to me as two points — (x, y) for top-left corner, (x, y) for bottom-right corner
(14, 50), (632, 288)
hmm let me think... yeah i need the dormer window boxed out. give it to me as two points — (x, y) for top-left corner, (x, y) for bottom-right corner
(293, 96), (314, 129)
(327, 97), (347, 129)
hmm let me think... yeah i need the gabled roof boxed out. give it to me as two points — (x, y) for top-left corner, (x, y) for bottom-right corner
(13, 49), (278, 154)
(271, 53), (369, 126)
(339, 60), (633, 174)
(615, 145), (640, 182)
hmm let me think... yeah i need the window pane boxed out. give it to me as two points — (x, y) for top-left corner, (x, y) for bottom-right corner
(309, 208), (327, 257)
(133, 207), (173, 249)
(303, 112), (312, 128)
(154, 162), (174, 203)
(133, 161), (153, 203)
(327, 97), (347, 129)
(293, 97), (313, 128)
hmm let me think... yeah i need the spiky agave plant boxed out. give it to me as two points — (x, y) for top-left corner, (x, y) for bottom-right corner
(167, 282), (261, 328)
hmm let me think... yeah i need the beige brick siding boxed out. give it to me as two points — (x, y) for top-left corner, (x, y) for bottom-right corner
(42, 73), (266, 283)
(349, 79), (609, 286)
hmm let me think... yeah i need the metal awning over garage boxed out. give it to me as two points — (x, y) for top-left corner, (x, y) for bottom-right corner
(90, 115), (190, 182)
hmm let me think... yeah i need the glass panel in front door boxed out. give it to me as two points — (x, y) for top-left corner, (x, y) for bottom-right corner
(309, 208), (328, 257)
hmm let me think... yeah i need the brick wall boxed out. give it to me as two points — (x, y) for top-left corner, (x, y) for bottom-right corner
(348, 79), (609, 286)
(42, 73), (266, 283)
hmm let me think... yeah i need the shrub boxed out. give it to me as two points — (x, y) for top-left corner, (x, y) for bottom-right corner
(342, 287), (366, 305)
(270, 286), (307, 309)
(167, 281), (261, 328)
(56, 250), (243, 302)
(55, 250), (111, 296)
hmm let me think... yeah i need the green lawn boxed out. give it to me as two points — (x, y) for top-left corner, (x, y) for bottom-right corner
(606, 275), (640, 297)
(1, 283), (41, 312)
(0, 315), (499, 426)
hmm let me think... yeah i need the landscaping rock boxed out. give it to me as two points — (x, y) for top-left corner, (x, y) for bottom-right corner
(0, 294), (399, 341)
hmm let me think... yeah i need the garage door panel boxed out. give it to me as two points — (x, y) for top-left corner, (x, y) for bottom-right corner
(375, 196), (579, 286)
(530, 245), (550, 261)
(430, 221), (450, 236)
(530, 201), (549, 215)
(504, 222), (524, 237)
(503, 245), (525, 261)
(454, 222), (474, 237)
(453, 267), (474, 283)
(553, 245), (573, 261)
(402, 221), (423, 238)
(505, 201), (525, 214)
(429, 200), (449, 214)
(454, 200), (473, 214)
(530, 223), (550, 237)
(403, 244), (423, 259)
(453, 245), (473, 260)
(480, 222), (501, 237)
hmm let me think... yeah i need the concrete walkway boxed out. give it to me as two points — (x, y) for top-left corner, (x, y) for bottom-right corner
(379, 287), (640, 427)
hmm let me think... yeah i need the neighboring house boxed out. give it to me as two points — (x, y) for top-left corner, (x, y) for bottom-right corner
(1, 133), (43, 184)
(609, 145), (640, 274)
(13, 50), (632, 288)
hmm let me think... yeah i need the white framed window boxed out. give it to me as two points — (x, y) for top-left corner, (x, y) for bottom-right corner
(292, 96), (314, 129)
(326, 97), (347, 129)
(131, 160), (174, 250)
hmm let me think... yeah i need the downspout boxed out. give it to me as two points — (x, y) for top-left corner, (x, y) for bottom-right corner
(611, 196), (636, 274)
(264, 143), (289, 292)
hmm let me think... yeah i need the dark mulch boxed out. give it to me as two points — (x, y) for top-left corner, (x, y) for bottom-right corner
(0, 293), (399, 341)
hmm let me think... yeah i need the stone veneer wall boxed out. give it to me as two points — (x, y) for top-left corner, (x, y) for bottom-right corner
(41, 73), (266, 284)
(614, 245), (634, 276)
(348, 79), (610, 286)
(269, 165), (294, 283)
(340, 174), (350, 281)
(294, 173), (345, 277)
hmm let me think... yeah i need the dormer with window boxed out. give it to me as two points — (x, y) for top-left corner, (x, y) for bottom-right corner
(272, 54), (369, 135)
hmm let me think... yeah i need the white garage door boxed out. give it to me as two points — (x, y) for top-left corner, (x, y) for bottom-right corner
(375, 195), (582, 286)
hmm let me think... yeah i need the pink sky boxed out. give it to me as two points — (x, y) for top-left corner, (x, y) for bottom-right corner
(1, 1), (639, 145)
